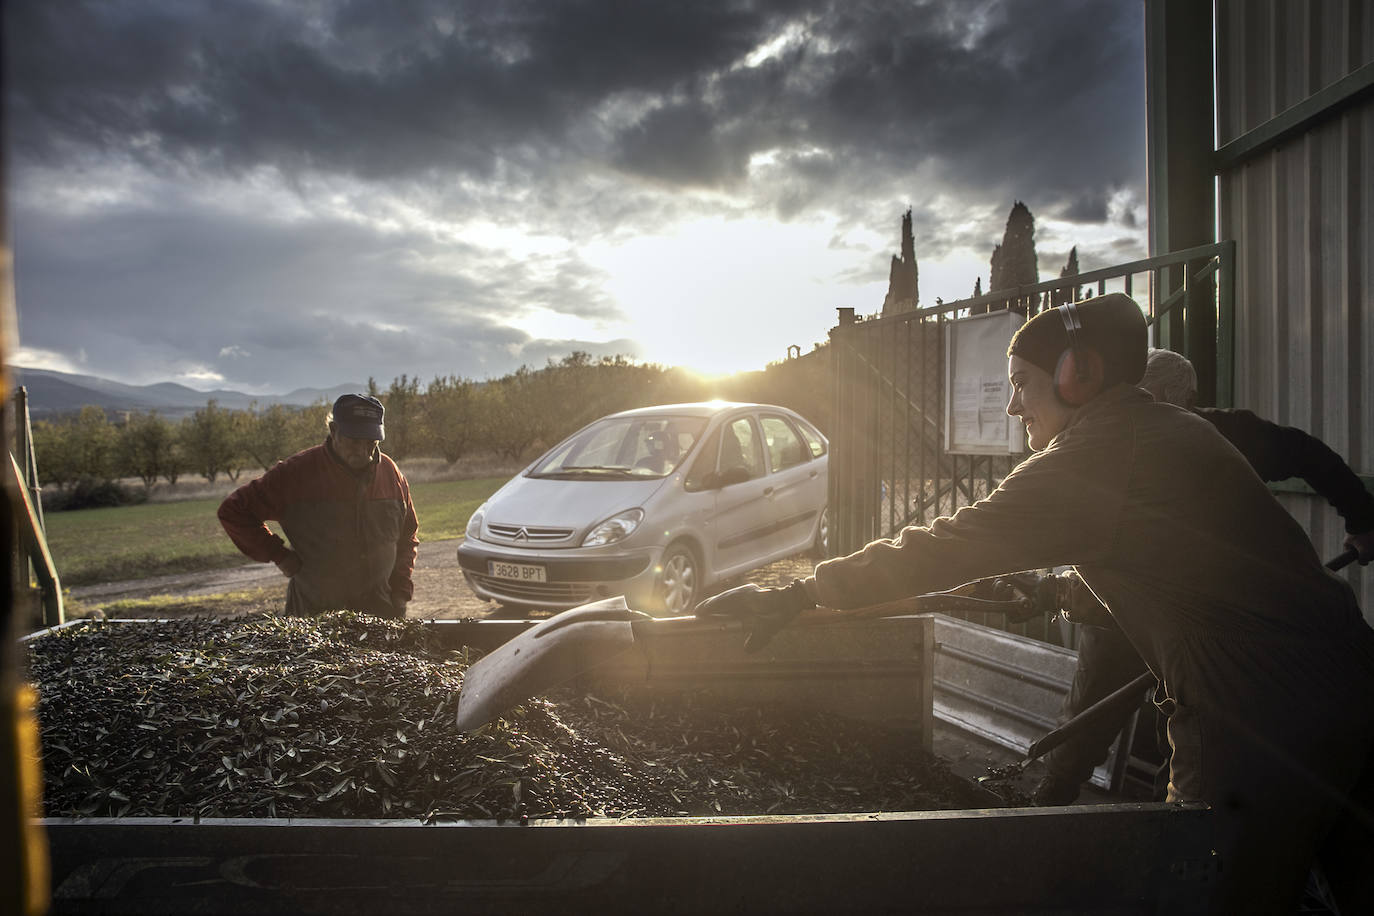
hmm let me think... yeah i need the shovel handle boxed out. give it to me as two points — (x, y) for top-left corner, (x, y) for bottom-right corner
(810, 592), (1030, 622)
(1328, 547), (1359, 571)
(1025, 671), (1155, 763)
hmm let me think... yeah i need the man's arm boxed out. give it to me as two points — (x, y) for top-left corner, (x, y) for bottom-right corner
(387, 473), (420, 604)
(217, 466), (296, 567)
(810, 419), (1129, 609)
(1199, 407), (1374, 559)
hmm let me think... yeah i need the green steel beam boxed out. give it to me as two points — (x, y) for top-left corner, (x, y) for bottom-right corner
(1214, 61), (1374, 171)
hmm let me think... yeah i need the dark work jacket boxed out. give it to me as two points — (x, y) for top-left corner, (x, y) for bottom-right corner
(807, 385), (1374, 804)
(218, 440), (419, 616)
(1198, 406), (1374, 535)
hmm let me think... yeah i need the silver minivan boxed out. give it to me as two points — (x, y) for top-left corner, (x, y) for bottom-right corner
(457, 401), (829, 614)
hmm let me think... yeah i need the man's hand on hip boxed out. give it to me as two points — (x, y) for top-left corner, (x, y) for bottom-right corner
(274, 550), (303, 578)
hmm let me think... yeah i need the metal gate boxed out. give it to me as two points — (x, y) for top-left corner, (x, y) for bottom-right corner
(826, 243), (1235, 636)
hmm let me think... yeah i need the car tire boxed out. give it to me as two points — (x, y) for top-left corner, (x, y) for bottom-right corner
(808, 506), (830, 559)
(657, 543), (701, 615)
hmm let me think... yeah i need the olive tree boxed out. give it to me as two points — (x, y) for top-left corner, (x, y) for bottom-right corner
(421, 375), (480, 464)
(180, 400), (239, 483)
(31, 419), (79, 489)
(68, 406), (119, 483)
(242, 402), (298, 472)
(118, 411), (179, 489)
(381, 375), (421, 460)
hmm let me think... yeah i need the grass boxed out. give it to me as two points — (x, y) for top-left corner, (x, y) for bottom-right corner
(43, 476), (506, 587)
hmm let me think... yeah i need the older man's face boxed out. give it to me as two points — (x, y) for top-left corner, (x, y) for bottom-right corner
(330, 427), (379, 470)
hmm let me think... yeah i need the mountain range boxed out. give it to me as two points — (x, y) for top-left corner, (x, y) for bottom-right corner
(12, 367), (364, 419)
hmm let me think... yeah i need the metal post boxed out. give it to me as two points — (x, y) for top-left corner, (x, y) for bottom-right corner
(14, 388), (42, 532)
(1215, 241), (1236, 408)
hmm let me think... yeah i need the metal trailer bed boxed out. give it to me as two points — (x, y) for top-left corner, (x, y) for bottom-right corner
(29, 615), (1217, 914)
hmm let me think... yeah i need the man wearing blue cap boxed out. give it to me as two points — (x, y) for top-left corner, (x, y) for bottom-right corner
(219, 393), (419, 618)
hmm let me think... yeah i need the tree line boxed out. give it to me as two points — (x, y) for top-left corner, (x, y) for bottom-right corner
(29, 350), (832, 502)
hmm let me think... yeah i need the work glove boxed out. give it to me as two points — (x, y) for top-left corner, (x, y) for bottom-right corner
(987, 572), (1056, 623)
(695, 579), (815, 653)
(1054, 570), (1114, 628)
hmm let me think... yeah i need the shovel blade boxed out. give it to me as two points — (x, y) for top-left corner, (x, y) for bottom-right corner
(454, 597), (644, 731)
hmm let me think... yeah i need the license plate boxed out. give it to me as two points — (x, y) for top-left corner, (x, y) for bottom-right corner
(489, 561), (547, 583)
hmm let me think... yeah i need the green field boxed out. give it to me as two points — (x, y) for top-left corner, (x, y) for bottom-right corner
(43, 477), (505, 587)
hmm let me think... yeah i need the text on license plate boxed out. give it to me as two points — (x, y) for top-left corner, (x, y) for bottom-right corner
(489, 561), (547, 582)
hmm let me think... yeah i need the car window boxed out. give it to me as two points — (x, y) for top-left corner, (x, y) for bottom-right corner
(683, 427), (721, 491)
(530, 415), (706, 478)
(721, 417), (764, 480)
(796, 418), (827, 458)
(761, 415), (807, 472)
(574, 424), (630, 467)
(630, 420), (695, 475)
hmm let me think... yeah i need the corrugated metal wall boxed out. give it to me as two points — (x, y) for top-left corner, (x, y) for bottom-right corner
(1215, 0), (1374, 613)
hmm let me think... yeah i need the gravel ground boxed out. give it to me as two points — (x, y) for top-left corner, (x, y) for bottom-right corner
(69, 539), (819, 621)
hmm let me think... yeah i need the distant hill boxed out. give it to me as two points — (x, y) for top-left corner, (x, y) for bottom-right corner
(12, 367), (364, 419)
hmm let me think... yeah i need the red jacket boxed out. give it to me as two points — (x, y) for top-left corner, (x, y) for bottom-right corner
(218, 440), (419, 616)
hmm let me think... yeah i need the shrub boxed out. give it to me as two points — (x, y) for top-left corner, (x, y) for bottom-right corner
(44, 477), (148, 512)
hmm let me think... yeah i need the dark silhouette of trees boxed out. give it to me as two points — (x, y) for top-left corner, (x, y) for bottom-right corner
(988, 200), (1040, 313)
(1053, 246), (1081, 307)
(881, 208), (920, 317)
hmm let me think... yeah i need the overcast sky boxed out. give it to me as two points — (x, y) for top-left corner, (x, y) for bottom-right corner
(4, 0), (1148, 394)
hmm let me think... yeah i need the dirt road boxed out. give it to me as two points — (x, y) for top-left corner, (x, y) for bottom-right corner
(70, 539), (818, 620)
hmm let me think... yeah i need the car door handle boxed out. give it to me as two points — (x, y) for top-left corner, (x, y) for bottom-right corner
(809, 470), (818, 479)
(763, 486), (774, 496)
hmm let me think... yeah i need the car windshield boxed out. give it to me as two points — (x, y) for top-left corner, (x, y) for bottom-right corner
(530, 415), (708, 479)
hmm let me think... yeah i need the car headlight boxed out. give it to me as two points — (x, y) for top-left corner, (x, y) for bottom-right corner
(465, 505), (487, 540)
(582, 508), (644, 547)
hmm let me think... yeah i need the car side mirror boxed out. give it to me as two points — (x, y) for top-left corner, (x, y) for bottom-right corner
(712, 466), (751, 489)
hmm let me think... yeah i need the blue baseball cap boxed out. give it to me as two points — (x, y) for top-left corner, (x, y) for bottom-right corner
(331, 394), (385, 441)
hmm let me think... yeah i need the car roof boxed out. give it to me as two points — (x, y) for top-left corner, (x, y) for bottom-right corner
(603, 401), (797, 420)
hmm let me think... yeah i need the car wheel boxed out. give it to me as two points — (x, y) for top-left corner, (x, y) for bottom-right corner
(808, 506), (830, 559)
(658, 543), (700, 614)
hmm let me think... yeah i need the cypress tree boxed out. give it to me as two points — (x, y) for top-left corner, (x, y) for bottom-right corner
(989, 201), (1039, 294)
(1053, 246), (1079, 306)
(881, 208), (920, 317)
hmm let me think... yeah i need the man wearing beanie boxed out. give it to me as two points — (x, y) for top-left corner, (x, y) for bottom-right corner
(219, 393), (420, 618)
(1037, 348), (1374, 809)
(698, 293), (1374, 914)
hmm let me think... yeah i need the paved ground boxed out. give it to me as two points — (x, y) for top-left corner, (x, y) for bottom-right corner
(69, 539), (819, 621)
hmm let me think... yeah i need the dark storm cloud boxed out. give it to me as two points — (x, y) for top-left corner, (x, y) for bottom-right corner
(6, 0), (1142, 209)
(5, 0), (784, 185)
(1051, 190), (1113, 225)
(3, 0), (1147, 389)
